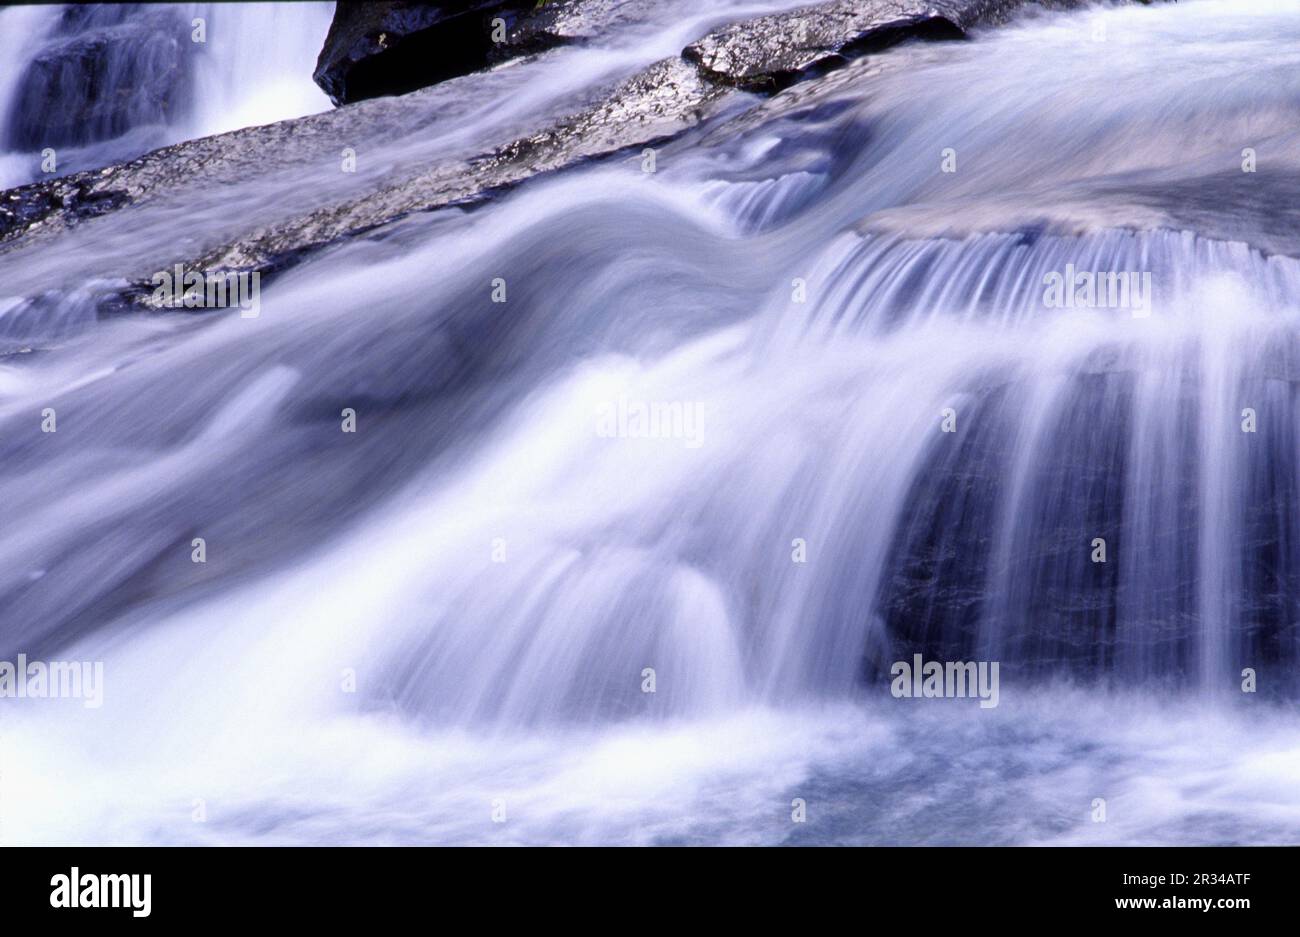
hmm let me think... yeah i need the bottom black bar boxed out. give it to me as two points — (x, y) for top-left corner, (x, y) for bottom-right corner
(3, 846), (1286, 923)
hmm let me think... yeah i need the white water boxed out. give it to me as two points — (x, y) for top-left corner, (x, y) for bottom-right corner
(184, 2), (336, 139)
(0, 4), (63, 188)
(2, 0), (1299, 845)
(0, 2), (333, 189)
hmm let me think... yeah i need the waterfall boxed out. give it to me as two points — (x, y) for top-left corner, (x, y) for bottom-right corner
(2, 0), (1299, 845)
(0, 2), (333, 188)
(182, 2), (336, 139)
(0, 4), (63, 188)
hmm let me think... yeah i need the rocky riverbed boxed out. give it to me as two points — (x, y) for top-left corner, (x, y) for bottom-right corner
(0, 0), (1187, 322)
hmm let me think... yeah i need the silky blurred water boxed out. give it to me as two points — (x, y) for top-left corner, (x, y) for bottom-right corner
(0, 2), (334, 188)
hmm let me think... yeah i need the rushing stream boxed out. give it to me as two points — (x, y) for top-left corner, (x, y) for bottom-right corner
(1, 0), (1299, 845)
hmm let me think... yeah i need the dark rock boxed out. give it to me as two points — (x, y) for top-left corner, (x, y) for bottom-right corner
(0, 175), (130, 237)
(312, 1), (532, 106)
(310, 0), (1146, 107)
(311, 0), (661, 106)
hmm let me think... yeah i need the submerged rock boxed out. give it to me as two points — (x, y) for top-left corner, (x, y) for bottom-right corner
(4, 5), (190, 149)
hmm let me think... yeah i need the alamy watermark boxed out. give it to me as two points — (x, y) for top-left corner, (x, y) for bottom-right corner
(1043, 264), (1152, 317)
(595, 397), (705, 448)
(50, 868), (150, 917)
(151, 264), (260, 318)
(890, 654), (1000, 709)
(0, 654), (103, 708)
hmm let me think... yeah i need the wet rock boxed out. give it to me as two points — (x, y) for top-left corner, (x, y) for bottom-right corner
(872, 357), (1300, 692)
(182, 55), (731, 292)
(0, 0), (1181, 307)
(490, 0), (662, 60)
(0, 48), (731, 305)
(684, 1), (971, 91)
(0, 176), (130, 246)
(312, 1), (532, 106)
(310, 0), (1144, 107)
(874, 372), (1158, 682)
(314, 0), (675, 105)
(683, 0), (1098, 91)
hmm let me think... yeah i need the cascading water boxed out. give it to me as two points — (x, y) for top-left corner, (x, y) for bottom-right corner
(2, 0), (1299, 846)
(0, 2), (333, 189)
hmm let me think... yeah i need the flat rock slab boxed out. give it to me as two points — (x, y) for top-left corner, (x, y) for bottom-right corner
(197, 55), (729, 280)
(0, 50), (731, 306)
